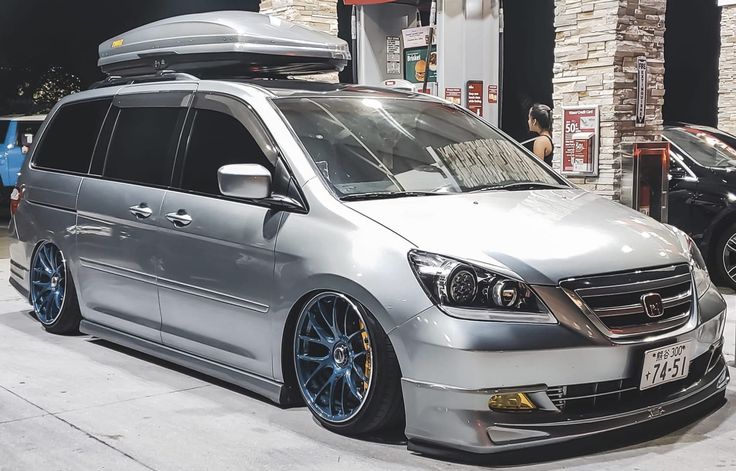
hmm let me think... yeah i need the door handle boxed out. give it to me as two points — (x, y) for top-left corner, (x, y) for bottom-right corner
(129, 203), (153, 219)
(166, 210), (192, 227)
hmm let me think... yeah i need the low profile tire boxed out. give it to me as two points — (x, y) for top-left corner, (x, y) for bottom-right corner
(293, 292), (404, 435)
(714, 223), (736, 290)
(30, 242), (81, 334)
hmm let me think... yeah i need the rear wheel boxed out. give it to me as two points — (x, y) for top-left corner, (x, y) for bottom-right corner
(30, 242), (81, 334)
(293, 292), (403, 435)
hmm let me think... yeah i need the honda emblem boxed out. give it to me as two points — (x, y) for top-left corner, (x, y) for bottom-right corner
(641, 293), (664, 318)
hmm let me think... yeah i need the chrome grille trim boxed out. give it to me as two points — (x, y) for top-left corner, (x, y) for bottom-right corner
(560, 264), (695, 339)
(594, 289), (692, 317)
(575, 273), (691, 297)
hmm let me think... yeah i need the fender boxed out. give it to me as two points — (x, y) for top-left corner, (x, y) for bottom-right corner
(701, 204), (736, 256)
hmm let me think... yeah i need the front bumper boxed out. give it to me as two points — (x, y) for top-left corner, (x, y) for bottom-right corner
(391, 285), (729, 454)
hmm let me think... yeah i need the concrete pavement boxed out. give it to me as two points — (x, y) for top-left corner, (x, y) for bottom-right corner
(0, 256), (734, 470)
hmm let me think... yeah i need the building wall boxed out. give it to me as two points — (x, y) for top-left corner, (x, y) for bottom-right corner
(260, 0), (671, 202)
(259, 0), (339, 81)
(259, 0), (338, 35)
(719, 5), (736, 134)
(552, 0), (667, 201)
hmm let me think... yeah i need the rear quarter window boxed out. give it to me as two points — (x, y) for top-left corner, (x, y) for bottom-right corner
(33, 99), (112, 174)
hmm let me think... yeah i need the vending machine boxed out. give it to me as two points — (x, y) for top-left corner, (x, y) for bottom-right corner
(346, 0), (501, 125)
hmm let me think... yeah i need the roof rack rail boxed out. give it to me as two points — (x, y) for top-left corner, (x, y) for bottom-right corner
(88, 70), (198, 90)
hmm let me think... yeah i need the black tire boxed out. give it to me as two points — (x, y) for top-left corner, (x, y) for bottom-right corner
(713, 222), (736, 290)
(42, 274), (82, 335)
(293, 292), (404, 435)
(30, 242), (82, 335)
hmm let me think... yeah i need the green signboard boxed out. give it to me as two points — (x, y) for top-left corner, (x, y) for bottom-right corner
(404, 46), (437, 84)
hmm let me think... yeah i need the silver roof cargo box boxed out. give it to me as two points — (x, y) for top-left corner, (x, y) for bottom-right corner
(98, 11), (350, 77)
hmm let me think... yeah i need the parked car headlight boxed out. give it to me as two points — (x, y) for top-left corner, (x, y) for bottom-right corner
(669, 226), (711, 298)
(408, 250), (556, 323)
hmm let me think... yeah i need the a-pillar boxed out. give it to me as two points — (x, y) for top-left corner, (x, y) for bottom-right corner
(719, 1), (736, 134)
(552, 0), (666, 201)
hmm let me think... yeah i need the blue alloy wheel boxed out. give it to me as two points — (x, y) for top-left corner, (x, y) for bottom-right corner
(30, 242), (67, 325)
(294, 292), (374, 423)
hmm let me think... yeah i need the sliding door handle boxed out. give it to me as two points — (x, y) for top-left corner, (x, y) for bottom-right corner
(165, 210), (192, 227)
(129, 204), (153, 219)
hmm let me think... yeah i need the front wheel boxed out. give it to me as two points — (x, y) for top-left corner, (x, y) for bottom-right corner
(293, 292), (403, 435)
(30, 242), (81, 334)
(714, 223), (736, 289)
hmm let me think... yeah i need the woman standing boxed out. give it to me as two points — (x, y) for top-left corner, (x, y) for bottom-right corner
(528, 103), (554, 166)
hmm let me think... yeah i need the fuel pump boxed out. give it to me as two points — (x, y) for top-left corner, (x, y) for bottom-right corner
(346, 0), (501, 126)
(622, 142), (671, 222)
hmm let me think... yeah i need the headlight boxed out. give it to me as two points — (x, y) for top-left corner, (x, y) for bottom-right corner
(669, 226), (711, 297)
(408, 250), (556, 323)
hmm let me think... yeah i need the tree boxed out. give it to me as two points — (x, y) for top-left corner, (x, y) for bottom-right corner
(31, 66), (81, 113)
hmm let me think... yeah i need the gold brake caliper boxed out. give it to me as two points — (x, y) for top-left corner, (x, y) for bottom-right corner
(359, 320), (372, 392)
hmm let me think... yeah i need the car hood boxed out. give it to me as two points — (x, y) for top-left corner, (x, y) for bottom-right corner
(345, 189), (690, 285)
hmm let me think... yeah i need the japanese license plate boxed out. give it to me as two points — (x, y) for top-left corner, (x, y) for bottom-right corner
(640, 340), (692, 390)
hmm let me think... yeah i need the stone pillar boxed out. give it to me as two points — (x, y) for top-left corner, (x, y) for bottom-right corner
(552, 0), (666, 201)
(259, 0), (338, 35)
(719, 4), (736, 134)
(259, 0), (340, 81)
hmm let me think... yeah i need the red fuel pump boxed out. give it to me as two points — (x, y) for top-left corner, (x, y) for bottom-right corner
(632, 142), (670, 222)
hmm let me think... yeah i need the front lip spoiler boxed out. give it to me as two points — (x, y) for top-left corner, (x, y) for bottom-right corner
(407, 358), (729, 455)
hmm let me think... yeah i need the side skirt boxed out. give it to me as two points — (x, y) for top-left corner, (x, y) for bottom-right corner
(80, 320), (299, 406)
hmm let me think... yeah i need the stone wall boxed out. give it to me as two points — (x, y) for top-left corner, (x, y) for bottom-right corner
(259, 0), (338, 35)
(719, 6), (736, 134)
(552, 0), (666, 201)
(259, 0), (339, 82)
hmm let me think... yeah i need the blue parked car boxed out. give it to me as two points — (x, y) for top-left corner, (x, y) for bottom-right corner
(0, 115), (45, 197)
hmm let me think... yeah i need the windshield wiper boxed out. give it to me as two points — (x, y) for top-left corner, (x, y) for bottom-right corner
(340, 191), (439, 201)
(468, 182), (567, 193)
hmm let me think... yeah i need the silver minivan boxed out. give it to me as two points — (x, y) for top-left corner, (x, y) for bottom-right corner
(8, 12), (730, 455)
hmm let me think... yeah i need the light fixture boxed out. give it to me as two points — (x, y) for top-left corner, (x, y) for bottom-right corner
(489, 393), (536, 411)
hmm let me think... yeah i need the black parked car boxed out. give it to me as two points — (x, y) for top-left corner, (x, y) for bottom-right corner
(665, 123), (736, 288)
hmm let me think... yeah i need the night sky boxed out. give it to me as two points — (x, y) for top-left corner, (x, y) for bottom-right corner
(0, 0), (261, 114)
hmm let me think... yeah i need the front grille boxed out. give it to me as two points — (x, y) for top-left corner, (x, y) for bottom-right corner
(560, 264), (694, 338)
(549, 350), (716, 415)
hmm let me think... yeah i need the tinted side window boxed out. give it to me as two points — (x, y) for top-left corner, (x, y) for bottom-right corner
(104, 107), (185, 186)
(178, 109), (272, 196)
(33, 99), (111, 173)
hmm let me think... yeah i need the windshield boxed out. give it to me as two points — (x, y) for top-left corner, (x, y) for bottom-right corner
(665, 127), (736, 169)
(275, 97), (565, 198)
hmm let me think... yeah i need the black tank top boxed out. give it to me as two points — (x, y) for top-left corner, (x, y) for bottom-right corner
(543, 134), (554, 166)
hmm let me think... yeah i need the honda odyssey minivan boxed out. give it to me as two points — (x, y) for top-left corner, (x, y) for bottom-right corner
(7, 11), (729, 455)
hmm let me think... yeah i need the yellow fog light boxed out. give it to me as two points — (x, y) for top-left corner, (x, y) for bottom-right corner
(488, 392), (536, 411)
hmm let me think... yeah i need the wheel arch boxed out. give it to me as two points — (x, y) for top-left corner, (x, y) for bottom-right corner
(702, 207), (736, 261)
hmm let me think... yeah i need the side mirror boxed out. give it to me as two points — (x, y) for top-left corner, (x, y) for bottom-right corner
(669, 165), (688, 180)
(217, 164), (271, 200)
